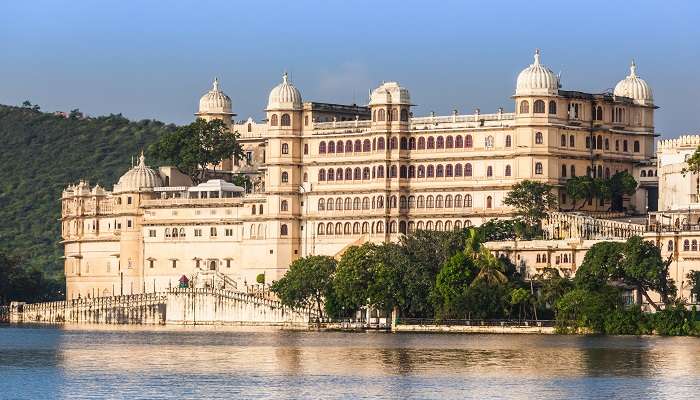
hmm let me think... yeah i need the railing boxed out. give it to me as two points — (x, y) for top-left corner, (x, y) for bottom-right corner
(397, 318), (556, 327)
(647, 223), (700, 233)
(411, 112), (515, 124)
(142, 197), (244, 207)
(313, 120), (372, 130)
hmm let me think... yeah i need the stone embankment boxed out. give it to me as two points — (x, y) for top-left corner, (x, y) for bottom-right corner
(8, 288), (315, 327)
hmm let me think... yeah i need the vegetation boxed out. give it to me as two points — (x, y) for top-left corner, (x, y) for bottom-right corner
(564, 172), (637, 212)
(681, 146), (700, 176)
(503, 180), (557, 238)
(0, 104), (177, 294)
(148, 118), (243, 185)
(0, 252), (63, 304)
(270, 255), (336, 320)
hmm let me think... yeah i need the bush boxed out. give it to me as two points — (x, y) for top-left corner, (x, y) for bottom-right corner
(256, 273), (265, 284)
(603, 307), (651, 335)
(651, 305), (698, 336)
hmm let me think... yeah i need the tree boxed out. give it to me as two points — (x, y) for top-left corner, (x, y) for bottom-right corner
(687, 270), (700, 303)
(565, 176), (597, 210)
(332, 244), (379, 316)
(270, 255), (336, 321)
(472, 248), (508, 287)
(503, 180), (557, 238)
(606, 171), (637, 211)
(0, 252), (62, 304)
(509, 287), (531, 320)
(477, 219), (516, 242)
(682, 146), (700, 176)
(149, 118), (243, 184)
(431, 251), (477, 318)
(533, 268), (574, 315)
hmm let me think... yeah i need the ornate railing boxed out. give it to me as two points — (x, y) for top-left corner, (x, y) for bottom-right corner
(397, 318), (555, 327)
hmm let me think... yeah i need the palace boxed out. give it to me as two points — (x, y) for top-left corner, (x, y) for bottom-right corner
(61, 51), (660, 299)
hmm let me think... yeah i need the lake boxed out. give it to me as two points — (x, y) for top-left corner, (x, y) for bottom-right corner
(0, 325), (699, 399)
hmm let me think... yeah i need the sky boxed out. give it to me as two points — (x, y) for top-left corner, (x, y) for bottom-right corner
(1, 0), (699, 137)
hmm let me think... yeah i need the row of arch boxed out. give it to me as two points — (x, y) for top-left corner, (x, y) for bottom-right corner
(317, 193), (492, 211)
(372, 108), (410, 122)
(535, 253), (572, 264)
(269, 113), (292, 127)
(318, 134), (496, 154)
(317, 163), (522, 182)
(584, 135), (640, 153)
(316, 219), (473, 236)
(519, 100), (556, 114)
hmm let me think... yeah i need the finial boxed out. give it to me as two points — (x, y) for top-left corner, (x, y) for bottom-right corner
(629, 60), (637, 77)
(213, 77), (220, 91)
(282, 71), (288, 84)
(534, 48), (541, 65)
(138, 150), (145, 166)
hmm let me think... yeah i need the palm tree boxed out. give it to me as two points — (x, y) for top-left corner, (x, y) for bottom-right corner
(464, 228), (484, 258)
(471, 248), (508, 286)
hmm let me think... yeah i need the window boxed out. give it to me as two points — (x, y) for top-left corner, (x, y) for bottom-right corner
(548, 100), (557, 114)
(520, 100), (529, 114)
(282, 143), (289, 154)
(436, 165), (444, 177)
(561, 134), (566, 147)
(319, 142), (326, 154)
(127, 196), (132, 205)
(149, 259), (154, 269)
(225, 228), (234, 237)
(570, 135), (575, 147)
(172, 260), (177, 269)
(623, 140), (628, 152)
(210, 227), (217, 237)
(505, 165), (512, 176)
(390, 137), (397, 149)
(455, 164), (463, 177)
(400, 137), (408, 150)
(486, 196), (493, 208)
(605, 138), (610, 150)
(486, 166), (493, 177)
(378, 109), (386, 121)
(194, 229), (202, 237)
(427, 137), (435, 149)
(692, 240), (698, 251)
(436, 136), (444, 149)
(561, 165), (567, 177)
(345, 140), (353, 152)
(280, 224), (288, 236)
(586, 137), (591, 149)
(446, 136), (454, 149)
(303, 172), (308, 182)
(535, 162), (543, 175)
(400, 109), (409, 121)
(378, 137), (385, 150)
(280, 200), (288, 211)
(596, 106), (603, 120)
(270, 114), (278, 126)
(505, 135), (512, 147)
(304, 143), (308, 155)
(667, 240), (673, 252)
(149, 229), (156, 237)
(465, 163), (473, 177)
(281, 171), (288, 183)
(634, 140), (640, 153)
(417, 137), (425, 150)
(465, 135), (473, 148)
(280, 114), (291, 126)
(363, 139), (371, 152)
(317, 224), (325, 235)
(485, 136), (494, 148)
(535, 132), (543, 144)
(534, 100), (545, 113)
(464, 194), (472, 207)
(304, 116), (308, 126)
(427, 165), (434, 178)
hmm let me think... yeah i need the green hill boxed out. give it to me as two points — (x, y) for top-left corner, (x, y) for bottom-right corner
(0, 104), (177, 285)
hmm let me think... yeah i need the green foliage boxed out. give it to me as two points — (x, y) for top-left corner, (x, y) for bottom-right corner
(575, 241), (625, 290)
(332, 244), (379, 317)
(478, 219), (516, 242)
(681, 145), (700, 176)
(603, 306), (651, 335)
(0, 105), (176, 292)
(464, 280), (509, 319)
(651, 304), (698, 336)
(555, 287), (622, 333)
(256, 273), (265, 284)
(564, 172), (637, 212)
(607, 171), (637, 211)
(148, 118), (243, 184)
(503, 180), (557, 237)
(687, 270), (700, 302)
(0, 252), (63, 304)
(431, 251), (477, 318)
(533, 268), (574, 318)
(270, 255), (336, 319)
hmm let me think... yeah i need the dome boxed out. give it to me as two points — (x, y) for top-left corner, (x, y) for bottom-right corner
(114, 153), (163, 193)
(613, 61), (653, 105)
(198, 78), (233, 115)
(368, 81), (411, 106)
(515, 49), (560, 96)
(266, 73), (302, 110)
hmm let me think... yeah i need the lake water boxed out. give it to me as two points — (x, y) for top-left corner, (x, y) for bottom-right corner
(1, 325), (699, 399)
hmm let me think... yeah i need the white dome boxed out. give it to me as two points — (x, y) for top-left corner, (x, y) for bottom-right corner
(198, 78), (233, 115)
(368, 81), (411, 106)
(515, 50), (560, 96)
(114, 153), (163, 193)
(613, 61), (653, 105)
(266, 73), (302, 110)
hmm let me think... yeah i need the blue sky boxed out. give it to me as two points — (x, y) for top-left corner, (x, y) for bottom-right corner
(1, 0), (698, 137)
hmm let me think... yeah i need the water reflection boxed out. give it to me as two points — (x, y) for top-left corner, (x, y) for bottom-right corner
(1, 325), (699, 399)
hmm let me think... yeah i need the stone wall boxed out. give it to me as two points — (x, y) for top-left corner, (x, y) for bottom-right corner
(165, 288), (314, 326)
(7, 289), (314, 327)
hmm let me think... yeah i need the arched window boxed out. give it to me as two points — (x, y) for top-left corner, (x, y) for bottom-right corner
(623, 140), (628, 152)
(455, 135), (463, 147)
(344, 197), (352, 210)
(640, 170), (647, 177)
(281, 114), (291, 126)
(692, 240), (698, 251)
(270, 114), (278, 126)
(408, 165), (416, 178)
(376, 221), (384, 233)
(362, 222), (369, 234)
(418, 137), (425, 149)
(465, 135), (473, 148)
(535, 132), (543, 144)
(435, 195), (443, 208)
(427, 165), (434, 178)
(327, 197), (334, 211)
(548, 100), (557, 114)
(436, 136), (444, 149)
(400, 165), (407, 178)
(390, 108), (398, 121)
(390, 137), (398, 149)
(427, 137), (435, 149)
(454, 195), (462, 207)
(596, 106), (603, 120)
(465, 163), (473, 177)
(378, 109), (386, 121)
(335, 168), (343, 181)
(436, 164), (444, 177)
(417, 196), (425, 208)
(464, 194), (472, 207)
(605, 138), (610, 150)
(426, 195), (434, 208)
(327, 169), (334, 181)
(534, 100), (545, 113)
(634, 140), (640, 153)
(409, 137), (416, 150)
(336, 197), (343, 210)
(252, 204), (257, 215)
(327, 141), (335, 153)
(165, 228), (171, 238)
(377, 137), (386, 150)
(400, 137), (408, 150)
(400, 196), (407, 209)
(446, 136), (454, 148)
(280, 224), (288, 236)
(247, 123), (252, 132)
(455, 164), (463, 177)
(363, 167), (370, 180)
(388, 221), (397, 233)
(259, 204), (263, 214)
(445, 164), (453, 177)
(390, 195), (397, 208)
(390, 165), (397, 178)
(485, 135), (494, 148)
(505, 135), (512, 147)
(345, 168), (352, 180)
(318, 142), (326, 154)
(377, 166), (385, 178)
(571, 165), (576, 177)
(363, 139), (371, 152)
(318, 198), (325, 211)
(336, 140), (344, 153)
(561, 134), (566, 147)
(345, 140), (353, 152)
(486, 166), (493, 177)
(280, 200), (288, 211)
(535, 162), (543, 175)
(570, 135), (575, 147)
(362, 197), (370, 210)
(318, 169), (326, 181)
(408, 196), (416, 208)
(445, 195), (453, 208)
(519, 100), (530, 114)
(354, 167), (361, 180)
(505, 165), (512, 177)
(400, 109), (409, 121)
(318, 224), (325, 235)
(597, 135), (603, 150)
(486, 196), (493, 208)
(353, 197), (360, 210)
(561, 165), (567, 177)
(667, 240), (674, 252)
(335, 222), (342, 235)
(303, 172), (308, 182)
(354, 140), (362, 152)
(281, 171), (289, 183)
(417, 165), (425, 178)
(282, 143), (289, 154)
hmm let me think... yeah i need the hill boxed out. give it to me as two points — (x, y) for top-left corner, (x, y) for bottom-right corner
(0, 104), (177, 285)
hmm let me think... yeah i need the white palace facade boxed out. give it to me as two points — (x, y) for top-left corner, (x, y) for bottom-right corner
(61, 51), (659, 299)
